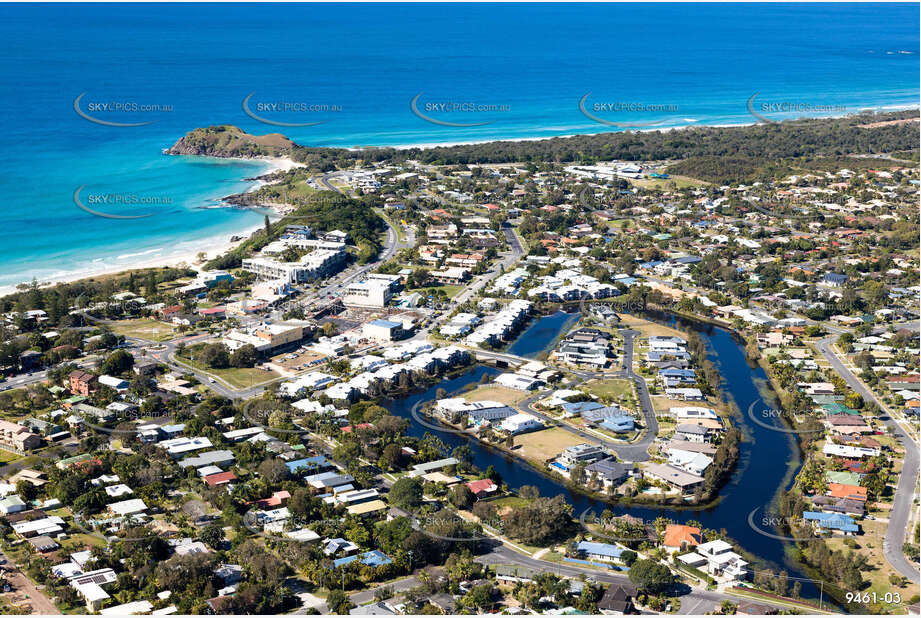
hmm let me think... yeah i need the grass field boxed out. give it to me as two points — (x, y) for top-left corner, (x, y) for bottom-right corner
(824, 521), (920, 613)
(109, 318), (178, 342)
(618, 314), (688, 340)
(412, 284), (464, 299)
(465, 385), (528, 406)
(0, 450), (21, 464)
(582, 378), (635, 404)
(176, 355), (281, 389)
(513, 427), (586, 464)
(628, 174), (709, 190)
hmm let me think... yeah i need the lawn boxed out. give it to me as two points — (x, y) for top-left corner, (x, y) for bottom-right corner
(628, 174), (709, 190)
(618, 314), (688, 340)
(413, 284), (464, 299)
(175, 355), (281, 389)
(0, 450), (21, 464)
(60, 533), (106, 552)
(824, 520), (920, 613)
(582, 378), (635, 404)
(513, 427), (587, 464)
(109, 318), (178, 342)
(465, 385), (528, 406)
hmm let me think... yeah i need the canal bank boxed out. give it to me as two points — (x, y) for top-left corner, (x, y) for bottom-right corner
(505, 309), (581, 359)
(384, 316), (824, 602)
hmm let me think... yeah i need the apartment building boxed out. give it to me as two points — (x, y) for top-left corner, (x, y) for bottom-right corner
(0, 419), (42, 453)
(223, 322), (305, 353)
(69, 370), (97, 396)
(242, 245), (345, 284)
(342, 274), (401, 308)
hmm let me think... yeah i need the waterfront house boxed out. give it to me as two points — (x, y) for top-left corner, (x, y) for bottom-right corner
(558, 443), (607, 467)
(585, 458), (630, 488)
(500, 413), (543, 435)
(682, 539), (750, 582)
(803, 511), (859, 535)
(663, 524), (702, 552)
(674, 423), (711, 443)
(408, 457), (459, 477)
(465, 478), (498, 498)
(642, 463), (703, 494)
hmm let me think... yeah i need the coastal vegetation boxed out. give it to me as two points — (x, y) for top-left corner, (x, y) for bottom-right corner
(166, 125), (296, 158)
(206, 190), (386, 270)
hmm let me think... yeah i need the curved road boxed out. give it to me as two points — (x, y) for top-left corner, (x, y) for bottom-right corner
(816, 336), (920, 583)
(508, 328), (658, 463)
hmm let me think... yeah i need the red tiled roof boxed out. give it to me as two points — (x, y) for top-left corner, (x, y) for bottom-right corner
(663, 524), (702, 548)
(465, 479), (497, 495)
(204, 471), (237, 486)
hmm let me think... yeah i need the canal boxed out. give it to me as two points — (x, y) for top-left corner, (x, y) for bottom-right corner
(383, 318), (818, 599)
(505, 309), (581, 359)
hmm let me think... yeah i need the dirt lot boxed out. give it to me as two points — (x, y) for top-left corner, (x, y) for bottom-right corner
(513, 427), (587, 464)
(618, 315), (688, 340)
(465, 385), (528, 406)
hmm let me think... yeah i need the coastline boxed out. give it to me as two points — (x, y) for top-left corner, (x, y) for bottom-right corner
(3, 104), (916, 298)
(0, 156), (300, 297)
(377, 103), (920, 151)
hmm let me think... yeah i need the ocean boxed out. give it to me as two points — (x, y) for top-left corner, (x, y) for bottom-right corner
(0, 2), (917, 291)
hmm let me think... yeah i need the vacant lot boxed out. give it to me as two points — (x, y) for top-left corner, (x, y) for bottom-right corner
(466, 385), (528, 406)
(825, 520), (919, 613)
(109, 318), (178, 342)
(618, 315), (687, 340)
(175, 355), (280, 389)
(513, 427), (586, 464)
(582, 378), (635, 405)
(411, 284), (464, 299)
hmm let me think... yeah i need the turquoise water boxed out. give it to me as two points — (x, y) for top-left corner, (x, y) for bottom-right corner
(0, 3), (917, 289)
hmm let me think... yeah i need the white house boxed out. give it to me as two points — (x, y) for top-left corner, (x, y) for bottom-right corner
(500, 413), (543, 435)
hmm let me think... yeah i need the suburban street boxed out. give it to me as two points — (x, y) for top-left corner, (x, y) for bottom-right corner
(815, 336), (920, 583)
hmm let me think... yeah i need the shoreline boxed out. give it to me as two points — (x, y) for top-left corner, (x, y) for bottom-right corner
(0, 156), (301, 297)
(2, 104), (917, 297)
(369, 103), (920, 151)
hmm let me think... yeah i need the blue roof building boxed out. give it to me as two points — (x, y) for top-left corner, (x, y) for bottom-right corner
(802, 511), (859, 534)
(333, 550), (393, 568)
(562, 401), (604, 415)
(576, 541), (624, 561)
(286, 456), (330, 474)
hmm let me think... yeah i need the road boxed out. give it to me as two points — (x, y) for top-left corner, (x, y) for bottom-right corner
(506, 329), (656, 463)
(445, 222), (525, 311)
(816, 336), (920, 583)
(0, 549), (60, 615)
(476, 542), (795, 615)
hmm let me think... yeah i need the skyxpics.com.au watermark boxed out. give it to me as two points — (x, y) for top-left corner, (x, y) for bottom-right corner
(74, 92), (172, 127)
(410, 92), (510, 127)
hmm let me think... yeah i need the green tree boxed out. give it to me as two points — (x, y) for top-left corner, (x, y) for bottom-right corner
(628, 559), (674, 594)
(326, 590), (352, 614)
(388, 477), (424, 510)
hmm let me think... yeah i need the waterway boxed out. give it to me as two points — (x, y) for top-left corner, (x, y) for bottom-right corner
(505, 310), (581, 359)
(384, 318), (819, 600)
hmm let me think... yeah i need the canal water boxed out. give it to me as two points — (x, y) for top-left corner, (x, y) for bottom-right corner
(506, 310), (581, 359)
(383, 319), (818, 599)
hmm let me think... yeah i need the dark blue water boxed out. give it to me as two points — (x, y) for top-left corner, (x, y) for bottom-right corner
(506, 310), (581, 359)
(386, 322), (818, 597)
(0, 3), (917, 288)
